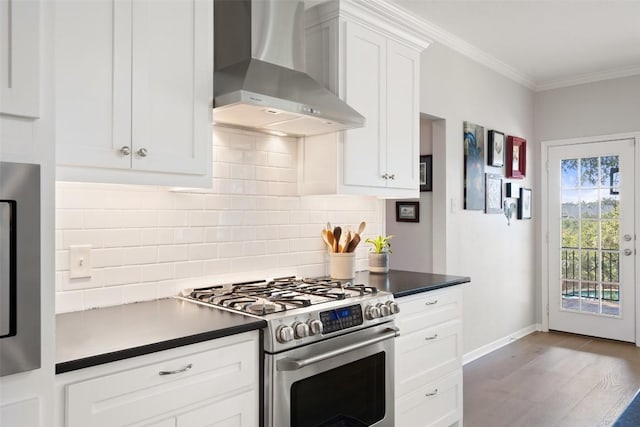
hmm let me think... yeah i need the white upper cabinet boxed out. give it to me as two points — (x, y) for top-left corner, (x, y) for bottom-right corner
(301, 0), (429, 198)
(55, 0), (212, 187)
(0, 0), (40, 118)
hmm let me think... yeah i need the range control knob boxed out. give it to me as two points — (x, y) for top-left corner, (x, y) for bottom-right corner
(308, 319), (324, 335)
(378, 303), (391, 317)
(365, 305), (381, 320)
(276, 325), (295, 343)
(293, 322), (310, 339)
(386, 301), (400, 314)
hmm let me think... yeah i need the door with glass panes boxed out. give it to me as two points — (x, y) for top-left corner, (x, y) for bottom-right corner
(548, 138), (636, 342)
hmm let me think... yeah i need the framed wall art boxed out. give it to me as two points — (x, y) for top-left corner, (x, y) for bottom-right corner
(485, 173), (503, 214)
(505, 182), (520, 198)
(488, 130), (505, 167)
(396, 201), (420, 222)
(506, 136), (526, 179)
(463, 121), (485, 210)
(420, 155), (432, 192)
(518, 187), (532, 219)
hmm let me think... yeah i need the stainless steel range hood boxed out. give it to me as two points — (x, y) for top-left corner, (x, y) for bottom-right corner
(213, 0), (365, 137)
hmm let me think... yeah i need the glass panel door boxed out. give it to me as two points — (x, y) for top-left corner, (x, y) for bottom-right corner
(548, 138), (635, 342)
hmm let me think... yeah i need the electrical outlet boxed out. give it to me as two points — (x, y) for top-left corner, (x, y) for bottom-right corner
(69, 245), (92, 279)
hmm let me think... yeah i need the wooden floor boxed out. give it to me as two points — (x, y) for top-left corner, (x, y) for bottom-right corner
(464, 331), (640, 427)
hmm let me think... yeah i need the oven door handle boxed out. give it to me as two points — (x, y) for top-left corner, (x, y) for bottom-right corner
(277, 327), (399, 371)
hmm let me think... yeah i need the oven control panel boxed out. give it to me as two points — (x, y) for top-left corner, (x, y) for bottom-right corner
(320, 304), (364, 334)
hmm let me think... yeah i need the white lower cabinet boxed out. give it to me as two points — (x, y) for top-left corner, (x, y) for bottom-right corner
(56, 332), (259, 427)
(395, 287), (463, 426)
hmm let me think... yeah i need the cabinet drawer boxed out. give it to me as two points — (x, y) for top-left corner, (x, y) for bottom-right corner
(396, 370), (462, 427)
(396, 320), (462, 397)
(65, 336), (257, 427)
(396, 287), (462, 335)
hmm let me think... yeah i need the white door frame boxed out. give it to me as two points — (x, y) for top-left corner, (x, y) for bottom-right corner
(540, 131), (640, 344)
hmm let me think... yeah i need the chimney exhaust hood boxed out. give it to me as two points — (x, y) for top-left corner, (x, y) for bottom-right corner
(213, 0), (365, 137)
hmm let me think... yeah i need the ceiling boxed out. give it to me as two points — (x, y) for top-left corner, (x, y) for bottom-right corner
(391, 0), (640, 91)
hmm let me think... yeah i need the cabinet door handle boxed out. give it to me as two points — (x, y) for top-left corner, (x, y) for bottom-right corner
(381, 173), (389, 179)
(388, 174), (395, 180)
(424, 334), (438, 341)
(119, 146), (131, 156)
(425, 389), (439, 397)
(137, 148), (149, 157)
(425, 299), (438, 306)
(159, 363), (193, 376)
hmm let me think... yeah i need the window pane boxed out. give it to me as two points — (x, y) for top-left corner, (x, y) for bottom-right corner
(600, 155), (620, 187)
(601, 220), (619, 250)
(562, 190), (579, 218)
(601, 251), (619, 282)
(562, 219), (578, 248)
(561, 248), (579, 279)
(601, 195), (619, 219)
(580, 221), (599, 249)
(580, 250), (599, 281)
(561, 159), (579, 188)
(580, 189), (599, 218)
(581, 157), (599, 188)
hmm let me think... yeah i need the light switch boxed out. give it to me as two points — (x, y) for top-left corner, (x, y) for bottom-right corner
(69, 245), (92, 279)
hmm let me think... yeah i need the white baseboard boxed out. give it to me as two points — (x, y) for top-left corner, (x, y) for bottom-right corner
(462, 323), (542, 365)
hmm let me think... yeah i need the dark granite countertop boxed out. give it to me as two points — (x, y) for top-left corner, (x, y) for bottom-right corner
(56, 298), (266, 374)
(355, 270), (470, 298)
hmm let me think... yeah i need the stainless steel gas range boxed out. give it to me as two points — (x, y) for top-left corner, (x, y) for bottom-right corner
(181, 276), (398, 427)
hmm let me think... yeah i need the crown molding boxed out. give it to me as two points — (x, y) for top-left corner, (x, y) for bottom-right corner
(535, 64), (640, 92)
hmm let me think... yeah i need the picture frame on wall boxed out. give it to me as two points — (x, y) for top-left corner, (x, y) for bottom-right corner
(518, 187), (532, 219)
(506, 136), (526, 179)
(419, 155), (432, 192)
(396, 201), (420, 222)
(488, 130), (505, 167)
(485, 174), (503, 214)
(463, 121), (485, 210)
(506, 182), (520, 198)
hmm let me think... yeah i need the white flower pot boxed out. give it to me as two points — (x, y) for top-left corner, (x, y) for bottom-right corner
(368, 253), (389, 274)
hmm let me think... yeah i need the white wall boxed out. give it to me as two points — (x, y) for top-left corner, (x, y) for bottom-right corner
(392, 43), (536, 355)
(386, 116), (435, 272)
(55, 127), (385, 312)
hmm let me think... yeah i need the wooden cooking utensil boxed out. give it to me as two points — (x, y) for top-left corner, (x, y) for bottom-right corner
(321, 229), (332, 251)
(333, 226), (342, 253)
(346, 233), (360, 253)
(326, 229), (335, 252)
(357, 221), (366, 236)
(342, 230), (352, 253)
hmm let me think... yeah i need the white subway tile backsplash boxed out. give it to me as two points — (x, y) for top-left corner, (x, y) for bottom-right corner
(92, 248), (125, 268)
(141, 263), (174, 282)
(189, 243), (218, 260)
(174, 228), (204, 244)
(123, 247), (158, 265)
(101, 229), (143, 248)
(158, 245), (190, 263)
(175, 261), (205, 279)
(84, 286), (123, 309)
(56, 210), (83, 229)
(55, 128), (383, 312)
(158, 211), (189, 227)
(189, 211), (219, 227)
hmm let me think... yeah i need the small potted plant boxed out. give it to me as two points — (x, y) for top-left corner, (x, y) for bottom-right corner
(365, 235), (393, 273)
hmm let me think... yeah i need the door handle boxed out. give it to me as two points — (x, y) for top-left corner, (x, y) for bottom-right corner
(624, 249), (634, 256)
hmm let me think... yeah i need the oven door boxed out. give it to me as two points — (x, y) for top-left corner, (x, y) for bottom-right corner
(266, 322), (397, 427)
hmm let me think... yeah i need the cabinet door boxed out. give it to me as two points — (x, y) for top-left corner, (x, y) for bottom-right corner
(341, 21), (387, 189)
(386, 40), (419, 190)
(177, 390), (257, 427)
(0, 0), (40, 118)
(131, 0), (212, 175)
(55, 0), (132, 170)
